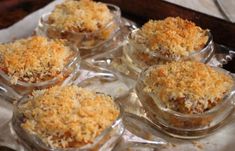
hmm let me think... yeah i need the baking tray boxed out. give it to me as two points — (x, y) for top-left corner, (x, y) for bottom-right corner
(1, 0), (235, 151)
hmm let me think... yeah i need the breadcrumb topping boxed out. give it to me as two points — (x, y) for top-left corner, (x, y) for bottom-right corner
(143, 61), (233, 114)
(133, 17), (209, 58)
(20, 86), (119, 148)
(0, 36), (74, 83)
(48, 0), (113, 32)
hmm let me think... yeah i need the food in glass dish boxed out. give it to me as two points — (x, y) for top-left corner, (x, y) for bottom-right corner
(13, 85), (122, 150)
(136, 61), (235, 138)
(124, 17), (213, 74)
(0, 36), (80, 96)
(37, 0), (121, 52)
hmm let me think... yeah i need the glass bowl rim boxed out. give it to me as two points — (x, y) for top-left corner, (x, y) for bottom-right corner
(127, 28), (214, 61)
(38, 3), (121, 36)
(137, 64), (235, 118)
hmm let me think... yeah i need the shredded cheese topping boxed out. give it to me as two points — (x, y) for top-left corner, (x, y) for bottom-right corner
(143, 61), (233, 114)
(20, 86), (119, 148)
(0, 36), (73, 83)
(134, 17), (209, 58)
(48, 0), (113, 32)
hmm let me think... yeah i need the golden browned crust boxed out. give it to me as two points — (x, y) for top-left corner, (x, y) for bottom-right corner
(20, 85), (119, 148)
(144, 61), (233, 114)
(0, 36), (73, 83)
(134, 17), (209, 58)
(48, 0), (113, 32)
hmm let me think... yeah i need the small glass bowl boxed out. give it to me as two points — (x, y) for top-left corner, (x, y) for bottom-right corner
(0, 44), (80, 98)
(123, 29), (214, 76)
(135, 65), (235, 139)
(36, 3), (121, 58)
(11, 88), (124, 151)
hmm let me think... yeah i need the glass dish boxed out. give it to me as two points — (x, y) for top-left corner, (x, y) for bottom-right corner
(123, 29), (214, 77)
(135, 65), (235, 139)
(12, 92), (124, 151)
(0, 44), (80, 100)
(36, 3), (121, 58)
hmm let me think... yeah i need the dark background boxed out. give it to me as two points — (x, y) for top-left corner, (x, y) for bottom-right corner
(0, 0), (52, 29)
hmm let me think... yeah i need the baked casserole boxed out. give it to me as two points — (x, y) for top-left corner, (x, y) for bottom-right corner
(37, 0), (121, 51)
(0, 36), (80, 97)
(15, 85), (120, 149)
(136, 61), (235, 138)
(124, 17), (213, 74)
(143, 61), (233, 114)
(0, 36), (75, 84)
